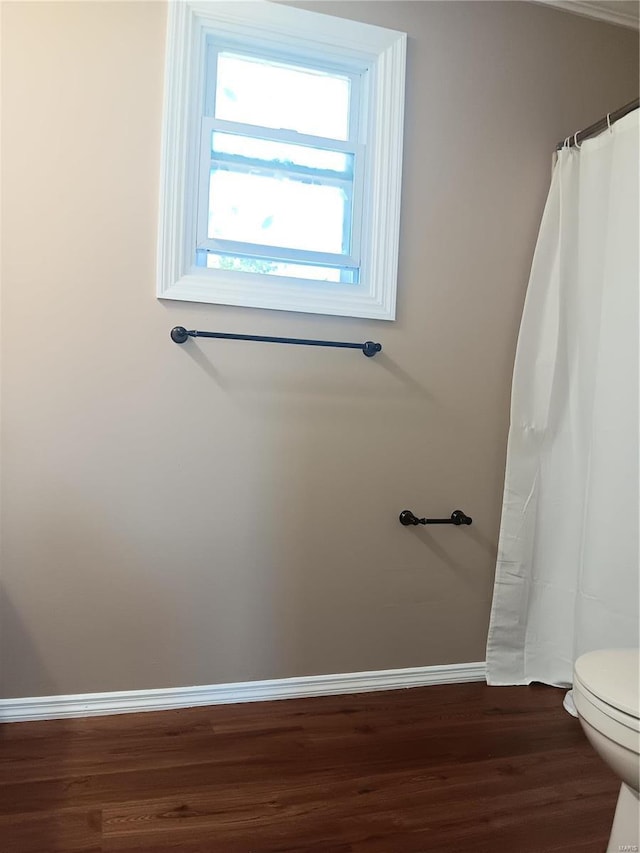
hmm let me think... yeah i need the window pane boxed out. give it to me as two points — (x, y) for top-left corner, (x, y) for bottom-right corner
(215, 53), (351, 141)
(212, 132), (352, 176)
(208, 169), (349, 255)
(203, 252), (357, 283)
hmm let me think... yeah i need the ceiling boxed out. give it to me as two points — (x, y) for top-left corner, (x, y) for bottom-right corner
(532, 0), (640, 29)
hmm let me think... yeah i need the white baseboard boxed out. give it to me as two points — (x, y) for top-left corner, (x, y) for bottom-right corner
(0, 661), (486, 723)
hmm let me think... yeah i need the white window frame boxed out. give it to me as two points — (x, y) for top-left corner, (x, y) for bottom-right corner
(197, 119), (364, 276)
(157, 1), (406, 321)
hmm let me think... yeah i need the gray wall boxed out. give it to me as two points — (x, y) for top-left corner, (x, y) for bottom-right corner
(1, 1), (637, 698)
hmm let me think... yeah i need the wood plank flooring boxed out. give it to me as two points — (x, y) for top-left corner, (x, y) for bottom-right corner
(0, 682), (619, 852)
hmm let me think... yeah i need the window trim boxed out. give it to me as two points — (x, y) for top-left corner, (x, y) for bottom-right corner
(157, 0), (406, 320)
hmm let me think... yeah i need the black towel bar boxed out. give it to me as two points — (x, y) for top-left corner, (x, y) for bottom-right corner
(170, 327), (382, 358)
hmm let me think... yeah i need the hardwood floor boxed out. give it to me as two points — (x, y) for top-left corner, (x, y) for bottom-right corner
(0, 682), (618, 852)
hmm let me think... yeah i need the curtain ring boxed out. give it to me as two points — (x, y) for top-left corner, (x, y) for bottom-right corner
(573, 131), (581, 149)
(607, 112), (613, 133)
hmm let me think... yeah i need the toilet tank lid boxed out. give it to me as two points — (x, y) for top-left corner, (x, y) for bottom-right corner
(574, 649), (639, 718)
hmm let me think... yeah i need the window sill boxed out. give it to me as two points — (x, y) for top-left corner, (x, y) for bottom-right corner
(158, 269), (397, 321)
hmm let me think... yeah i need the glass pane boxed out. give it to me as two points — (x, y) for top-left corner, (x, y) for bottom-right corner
(215, 53), (351, 141)
(208, 169), (349, 255)
(204, 252), (357, 283)
(212, 132), (352, 175)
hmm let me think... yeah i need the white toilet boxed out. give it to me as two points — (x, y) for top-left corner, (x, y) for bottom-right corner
(573, 649), (640, 853)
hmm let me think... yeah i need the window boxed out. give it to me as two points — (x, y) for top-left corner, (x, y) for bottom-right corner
(198, 53), (361, 283)
(157, 1), (406, 320)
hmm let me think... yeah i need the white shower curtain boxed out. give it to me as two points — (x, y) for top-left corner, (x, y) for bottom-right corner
(486, 110), (639, 687)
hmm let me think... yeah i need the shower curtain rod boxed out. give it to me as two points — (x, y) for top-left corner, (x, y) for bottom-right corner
(556, 97), (639, 150)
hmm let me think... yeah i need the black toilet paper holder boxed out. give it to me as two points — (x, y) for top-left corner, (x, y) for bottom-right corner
(399, 509), (472, 526)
